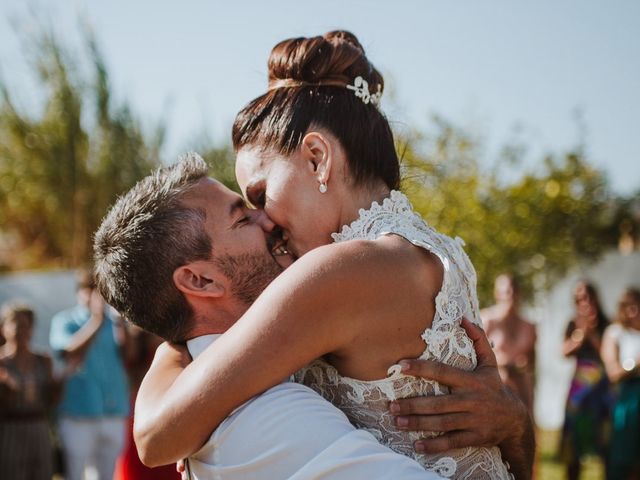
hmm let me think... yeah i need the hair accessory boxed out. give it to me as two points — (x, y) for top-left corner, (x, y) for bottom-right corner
(319, 182), (328, 194)
(346, 76), (382, 106)
(268, 78), (349, 91)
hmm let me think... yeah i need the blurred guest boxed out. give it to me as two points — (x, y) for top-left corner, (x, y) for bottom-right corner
(481, 273), (536, 413)
(561, 280), (611, 480)
(602, 287), (640, 479)
(49, 269), (130, 480)
(0, 301), (60, 479)
(114, 325), (179, 480)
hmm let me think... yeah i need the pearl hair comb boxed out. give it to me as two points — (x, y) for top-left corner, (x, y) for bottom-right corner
(346, 76), (382, 106)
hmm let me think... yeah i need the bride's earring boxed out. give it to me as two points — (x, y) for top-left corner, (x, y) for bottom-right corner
(319, 182), (328, 194)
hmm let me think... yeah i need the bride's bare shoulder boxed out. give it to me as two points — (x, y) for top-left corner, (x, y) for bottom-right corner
(279, 236), (442, 296)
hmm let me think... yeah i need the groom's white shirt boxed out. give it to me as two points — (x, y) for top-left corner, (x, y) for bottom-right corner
(185, 335), (442, 480)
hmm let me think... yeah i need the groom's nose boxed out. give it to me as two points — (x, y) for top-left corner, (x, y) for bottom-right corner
(250, 209), (276, 232)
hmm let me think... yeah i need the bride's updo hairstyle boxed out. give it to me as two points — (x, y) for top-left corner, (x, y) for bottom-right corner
(232, 30), (399, 190)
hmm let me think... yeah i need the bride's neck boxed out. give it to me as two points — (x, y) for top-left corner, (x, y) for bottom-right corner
(338, 181), (391, 228)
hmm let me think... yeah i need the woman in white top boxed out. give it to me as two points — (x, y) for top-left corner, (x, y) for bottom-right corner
(601, 287), (640, 479)
(136, 31), (531, 479)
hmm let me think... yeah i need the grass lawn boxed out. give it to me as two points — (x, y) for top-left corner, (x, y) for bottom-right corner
(536, 429), (605, 480)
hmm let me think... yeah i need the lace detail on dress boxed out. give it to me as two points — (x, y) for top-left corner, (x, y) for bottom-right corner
(296, 191), (512, 479)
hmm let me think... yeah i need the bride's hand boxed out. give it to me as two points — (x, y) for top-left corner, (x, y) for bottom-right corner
(388, 318), (534, 480)
(156, 341), (192, 368)
(176, 459), (188, 480)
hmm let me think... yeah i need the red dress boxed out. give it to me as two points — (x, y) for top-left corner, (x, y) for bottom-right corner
(113, 399), (179, 480)
(114, 333), (180, 480)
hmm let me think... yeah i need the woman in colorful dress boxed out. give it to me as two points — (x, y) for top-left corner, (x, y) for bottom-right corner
(561, 281), (611, 480)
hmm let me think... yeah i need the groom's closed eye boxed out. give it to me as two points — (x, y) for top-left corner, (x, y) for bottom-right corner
(233, 215), (250, 227)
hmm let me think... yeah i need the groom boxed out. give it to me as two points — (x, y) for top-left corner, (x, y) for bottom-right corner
(94, 154), (533, 478)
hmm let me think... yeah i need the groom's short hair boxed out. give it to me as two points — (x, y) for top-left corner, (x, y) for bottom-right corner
(94, 153), (211, 342)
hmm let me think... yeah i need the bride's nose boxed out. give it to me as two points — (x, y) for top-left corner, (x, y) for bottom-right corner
(250, 209), (276, 233)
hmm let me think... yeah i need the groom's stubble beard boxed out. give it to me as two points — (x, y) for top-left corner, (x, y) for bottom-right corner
(214, 252), (285, 306)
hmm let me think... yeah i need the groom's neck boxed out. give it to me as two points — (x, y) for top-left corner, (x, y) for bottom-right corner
(185, 302), (248, 340)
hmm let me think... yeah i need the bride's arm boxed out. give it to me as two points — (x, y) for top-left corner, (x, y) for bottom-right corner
(134, 240), (403, 466)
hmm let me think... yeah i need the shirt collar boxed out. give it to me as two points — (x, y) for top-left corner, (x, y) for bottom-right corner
(186, 334), (223, 359)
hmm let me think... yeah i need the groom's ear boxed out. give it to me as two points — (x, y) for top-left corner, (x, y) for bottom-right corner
(301, 131), (332, 185)
(173, 262), (225, 299)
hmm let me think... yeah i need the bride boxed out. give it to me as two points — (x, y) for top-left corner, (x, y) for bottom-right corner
(135, 31), (528, 479)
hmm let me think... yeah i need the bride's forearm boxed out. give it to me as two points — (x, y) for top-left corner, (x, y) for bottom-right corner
(135, 368), (219, 465)
(135, 323), (340, 465)
(135, 342), (194, 466)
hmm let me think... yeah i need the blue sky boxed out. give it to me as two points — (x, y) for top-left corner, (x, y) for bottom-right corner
(1, 0), (638, 194)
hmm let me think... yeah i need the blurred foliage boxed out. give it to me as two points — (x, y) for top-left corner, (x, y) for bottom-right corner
(0, 26), (163, 270)
(0, 25), (638, 304)
(400, 116), (637, 304)
(196, 143), (240, 193)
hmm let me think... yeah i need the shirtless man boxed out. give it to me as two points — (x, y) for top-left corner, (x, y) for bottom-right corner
(481, 274), (537, 413)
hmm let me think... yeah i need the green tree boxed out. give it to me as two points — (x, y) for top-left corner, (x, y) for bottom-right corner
(195, 143), (239, 193)
(1, 22), (636, 306)
(0, 27), (162, 270)
(401, 117), (629, 304)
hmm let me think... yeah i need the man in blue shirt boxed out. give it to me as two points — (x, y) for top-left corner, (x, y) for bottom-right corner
(50, 270), (129, 480)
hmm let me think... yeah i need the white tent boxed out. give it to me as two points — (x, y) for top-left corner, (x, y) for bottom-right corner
(0, 270), (76, 353)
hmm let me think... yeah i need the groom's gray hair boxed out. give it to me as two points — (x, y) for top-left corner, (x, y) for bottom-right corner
(94, 152), (211, 341)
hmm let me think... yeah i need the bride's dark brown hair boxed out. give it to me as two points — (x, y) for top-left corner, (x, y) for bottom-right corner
(232, 30), (400, 190)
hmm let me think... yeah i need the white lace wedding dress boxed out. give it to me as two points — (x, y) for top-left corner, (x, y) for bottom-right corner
(295, 191), (512, 479)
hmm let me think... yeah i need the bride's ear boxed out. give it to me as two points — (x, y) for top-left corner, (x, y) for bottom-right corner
(301, 131), (332, 186)
(173, 262), (225, 299)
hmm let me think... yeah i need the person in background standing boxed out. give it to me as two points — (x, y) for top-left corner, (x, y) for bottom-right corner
(114, 325), (179, 480)
(481, 273), (537, 414)
(601, 287), (640, 479)
(561, 280), (611, 480)
(49, 269), (130, 480)
(0, 301), (60, 479)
